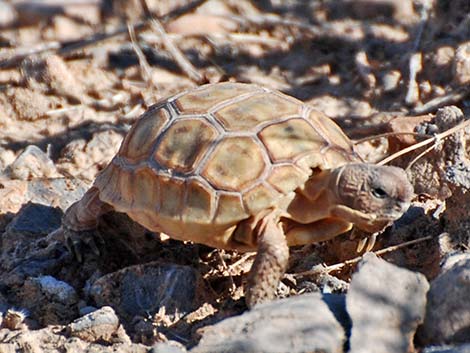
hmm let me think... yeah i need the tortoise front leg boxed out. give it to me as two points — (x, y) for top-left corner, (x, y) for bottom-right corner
(62, 187), (112, 261)
(245, 213), (289, 308)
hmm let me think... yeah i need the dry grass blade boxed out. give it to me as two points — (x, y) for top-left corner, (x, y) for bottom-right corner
(127, 22), (159, 92)
(411, 87), (470, 115)
(0, 0), (209, 69)
(378, 118), (470, 166)
(294, 235), (434, 277)
(149, 17), (205, 84)
(353, 132), (432, 146)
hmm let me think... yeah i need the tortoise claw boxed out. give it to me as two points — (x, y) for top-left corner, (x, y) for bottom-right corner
(365, 233), (378, 252)
(356, 232), (378, 253)
(63, 227), (104, 262)
(356, 237), (368, 253)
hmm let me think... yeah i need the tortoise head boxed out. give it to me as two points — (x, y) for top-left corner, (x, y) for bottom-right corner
(329, 163), (414, 233)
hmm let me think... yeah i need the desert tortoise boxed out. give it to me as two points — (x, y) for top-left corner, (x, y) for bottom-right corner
(63, 82), (413, 307)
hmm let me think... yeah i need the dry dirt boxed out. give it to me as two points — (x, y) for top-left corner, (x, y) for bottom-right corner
(0, 0), (470, 352)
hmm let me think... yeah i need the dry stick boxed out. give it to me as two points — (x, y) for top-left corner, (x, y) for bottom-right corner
(378, 118), (470, 166)
(149, 17), (205, 84)
(295, 235), (434, 277)
(227, 13), (326, 36)
(0, 42), (61, 68)
(412, 87), (470, 115)
(353, 131), (432, 146)
(0, 0), (209, 68)
(405, 53), (422, 105)
(127, 22), (160, 92)
(405, 143), (438, 171)
(405, 1), (431, 106)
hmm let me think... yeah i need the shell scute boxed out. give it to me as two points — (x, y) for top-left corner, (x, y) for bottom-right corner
(174, 82), (255, 114)
(201, 137), (266, 191)
(154, 118), (218, 174)
(258, 118), (325, 163)
(213, 92), (300, 132)
(119, 107), (169, 162)
(267, 164), (309, 194)
(182, 178), (214, 224)
(213, 192), (248, 225)
(307, 110), (353, 152)
(242, 183), (281, 214)
(159, 176), (184, 218)
(132, 168), (160, 212)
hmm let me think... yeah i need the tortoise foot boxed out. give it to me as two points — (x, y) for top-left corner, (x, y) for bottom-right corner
(63, 225), (104, 263)
(245, 213), (289, 309)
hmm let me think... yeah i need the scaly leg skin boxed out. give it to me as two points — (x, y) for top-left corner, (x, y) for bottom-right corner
(245, 213), (289, 309)
(62, 187), (111, 262)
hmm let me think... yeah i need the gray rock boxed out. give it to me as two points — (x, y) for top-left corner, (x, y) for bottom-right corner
(17, 275), (78, 325)
(90, 262), (209, 322)
(3, 145), (60, 180)
(418, 254), (470, 345)
(347, 252), (429, 353)
(151, 342), (187, 353)
(67, 306), (130, 344)
(5, 202), (62, 237)
(192, 293), (345, 353)
(423, 344), (470, 353)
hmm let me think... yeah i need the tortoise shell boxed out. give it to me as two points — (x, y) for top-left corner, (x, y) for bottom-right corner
(94, 83), (361, 249)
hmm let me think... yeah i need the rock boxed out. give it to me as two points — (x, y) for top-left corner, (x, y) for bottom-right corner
(347, 253), (429, 353)
(0, 177), (89, 215)
(3, 145), (60, 180)
(454, 42), (470, 85)
(425, 345), (470, 353)
(151, 342), (187, 353)
(192, 293), (345, 353)
(328, 0), (416, 23)
(90, 262), (210, 322)
(0, 325), (150, 353)
(0, 1), (16, 27)
(418, 254), (470, 345)
(423, 345), (470, 353)
(7, 88), (62, 122)
(17, 275), (78, 325)
(57, 129), (123, 183)
(5, 202), (62, 237)
(23, 55), (86, 104)
(67, 306), (130, 344)
(0, 178), (88, 285)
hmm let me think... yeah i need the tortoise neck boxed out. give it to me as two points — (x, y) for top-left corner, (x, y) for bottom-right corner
(301, 167), (341, 203)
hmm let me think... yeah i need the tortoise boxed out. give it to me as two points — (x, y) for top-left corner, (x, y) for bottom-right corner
(63, 82), (413, 308)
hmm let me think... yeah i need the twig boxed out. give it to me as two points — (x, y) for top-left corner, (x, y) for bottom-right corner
(378, 117), (470, 165)
(405, 1), (431, 106)
(149, 17), (205, 84)
(353, 132), (432, 146)
(0, 42), (61, 68)
(141, 32), (284, 48)
(405, 143), (439, 171)
(405, 52), (422, 105)
(127, 22), (159, 92)
(355, 50), (376, 90)
(228, 13), (325, 36)
(230, 253), (255, 271)
(411, 87), (470, 115)
(294, 235), (434, 277)
(0, 0), (209, 68)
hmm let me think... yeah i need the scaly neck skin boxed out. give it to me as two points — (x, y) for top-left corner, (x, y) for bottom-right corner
(284, 169), (339, 225)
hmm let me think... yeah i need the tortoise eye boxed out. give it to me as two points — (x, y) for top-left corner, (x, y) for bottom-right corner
(372, 187), (388, 198)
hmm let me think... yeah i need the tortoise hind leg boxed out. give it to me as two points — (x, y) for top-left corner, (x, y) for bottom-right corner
(62, 187), (112, 262)
(245, 212), (289, 308)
